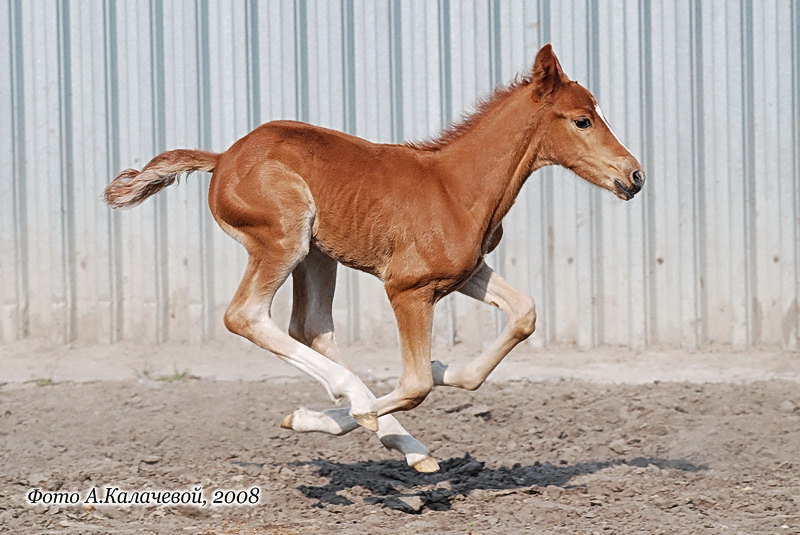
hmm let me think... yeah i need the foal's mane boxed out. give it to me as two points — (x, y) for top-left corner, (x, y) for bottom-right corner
(407, 74), (533, 151)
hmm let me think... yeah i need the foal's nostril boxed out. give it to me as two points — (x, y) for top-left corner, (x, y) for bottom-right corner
(631, 170), (645, 188)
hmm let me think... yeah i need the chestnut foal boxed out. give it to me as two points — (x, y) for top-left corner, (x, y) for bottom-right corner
(105, 45), (644, 472)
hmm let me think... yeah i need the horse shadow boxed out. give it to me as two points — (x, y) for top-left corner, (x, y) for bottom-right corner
(293, 454), (706, 513)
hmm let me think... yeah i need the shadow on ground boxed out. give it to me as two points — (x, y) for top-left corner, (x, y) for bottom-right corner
(293, 455), (706, 513)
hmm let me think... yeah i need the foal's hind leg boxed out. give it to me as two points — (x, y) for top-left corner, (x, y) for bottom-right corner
(283, 247), (439, 472)
(432, 262), (536, 390)
(287, 246), (342, 362)
(217, 171), (378, 431)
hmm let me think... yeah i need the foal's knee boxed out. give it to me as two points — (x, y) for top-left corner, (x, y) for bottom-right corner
(395, 378), (434, 410)
(458, 373), (485, 391)
(509, 296), (537, 340)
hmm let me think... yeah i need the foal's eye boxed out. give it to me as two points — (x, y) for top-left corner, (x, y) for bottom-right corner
(574, 118), (592, 129)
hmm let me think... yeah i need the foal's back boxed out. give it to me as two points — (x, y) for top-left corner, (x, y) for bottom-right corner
(209, 120), (474, 279)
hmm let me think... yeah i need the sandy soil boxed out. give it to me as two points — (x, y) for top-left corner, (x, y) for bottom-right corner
(4, 339), (800, 385)
(1, 343), (799, 534)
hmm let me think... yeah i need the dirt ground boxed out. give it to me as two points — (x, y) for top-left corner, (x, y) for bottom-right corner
(1, 343), (799, 534)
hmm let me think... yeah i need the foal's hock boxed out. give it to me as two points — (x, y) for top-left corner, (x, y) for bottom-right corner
(104, 45), (644, 472)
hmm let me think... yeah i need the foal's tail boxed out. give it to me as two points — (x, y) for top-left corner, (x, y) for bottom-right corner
(104, 149), (220, 209)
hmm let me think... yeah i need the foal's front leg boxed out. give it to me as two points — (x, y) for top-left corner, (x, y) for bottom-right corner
(376, 287), (435, 415)
(432, 262), (536, 390)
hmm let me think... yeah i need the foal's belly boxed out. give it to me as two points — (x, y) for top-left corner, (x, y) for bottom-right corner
(311, 222), (392, 280)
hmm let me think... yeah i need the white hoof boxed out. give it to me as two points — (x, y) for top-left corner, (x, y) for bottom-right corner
(280, 412), (294, 429)
(411, 456), (440, 473)
(352, 411), (379, 432)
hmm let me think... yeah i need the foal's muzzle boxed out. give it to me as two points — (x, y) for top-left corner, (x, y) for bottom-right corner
(614, 170), (646, 200)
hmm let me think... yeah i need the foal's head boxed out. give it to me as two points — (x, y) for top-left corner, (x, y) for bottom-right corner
(531, 45), (645, 201)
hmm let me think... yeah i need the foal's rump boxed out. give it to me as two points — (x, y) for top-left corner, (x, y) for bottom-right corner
(103, 149), (219, 209)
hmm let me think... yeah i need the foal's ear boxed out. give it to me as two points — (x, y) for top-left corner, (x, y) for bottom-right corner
(532, 44), (568, 98)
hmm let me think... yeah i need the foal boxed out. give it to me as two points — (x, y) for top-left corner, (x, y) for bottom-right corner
(105, 45), (644, 472)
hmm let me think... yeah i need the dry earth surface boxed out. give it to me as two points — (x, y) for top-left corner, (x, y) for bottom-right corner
(1, 342), (799, 534)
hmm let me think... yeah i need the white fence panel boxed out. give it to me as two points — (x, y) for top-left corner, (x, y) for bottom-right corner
(1, 0), (798, 350)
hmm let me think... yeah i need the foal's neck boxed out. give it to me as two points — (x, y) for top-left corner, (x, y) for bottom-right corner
(430, 84), (548, 233)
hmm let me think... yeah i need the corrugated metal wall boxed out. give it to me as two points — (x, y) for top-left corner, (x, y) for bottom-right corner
(1, 0), (798, 350)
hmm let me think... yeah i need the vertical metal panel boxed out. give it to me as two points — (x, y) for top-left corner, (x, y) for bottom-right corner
(3, 0), (29, 340)
(689, 0), (707, 347)
(788, 0), (800, 350)
(533, 0), (557, 349)
(707, 0), (733, 345)
(102, 0), (122, 343)
(1, 0), (798, 351)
